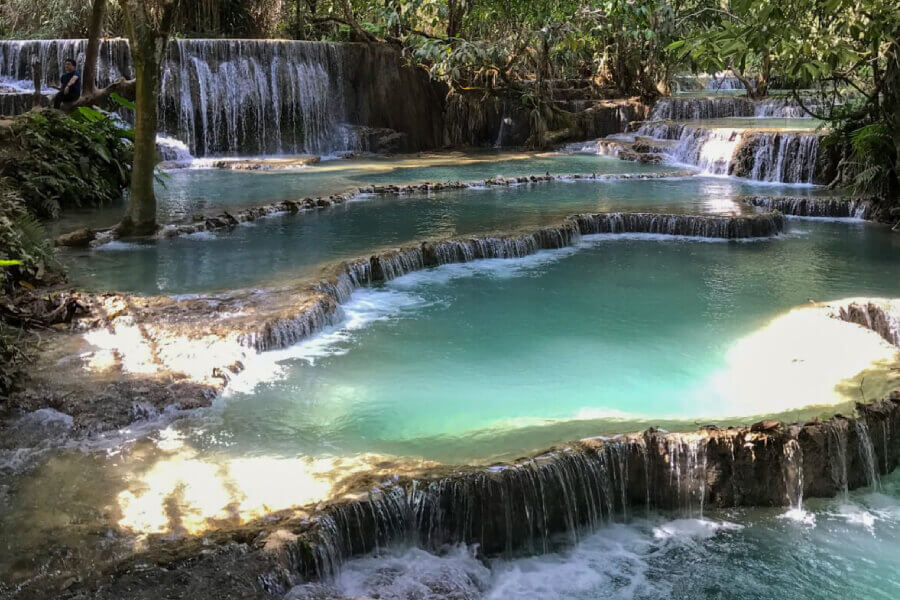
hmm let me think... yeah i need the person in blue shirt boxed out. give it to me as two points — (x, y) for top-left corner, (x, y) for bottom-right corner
(52, 58), (81, 108)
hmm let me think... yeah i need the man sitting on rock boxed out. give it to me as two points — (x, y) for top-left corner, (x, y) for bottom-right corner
(52, 58), (81, 109)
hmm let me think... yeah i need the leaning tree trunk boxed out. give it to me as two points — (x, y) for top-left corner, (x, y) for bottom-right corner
(82, 0), (108, 96)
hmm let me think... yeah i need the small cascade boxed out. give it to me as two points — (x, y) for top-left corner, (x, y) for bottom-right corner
(706, 74), (743, 91)
(285, 396), (900, 580)
(638, 123), (742, 175)
(651, 97), (755, 120)
(662, 438), (708, 517)
(630, 117), (823, 183)
(781, 439), (805, 511)
(572, 211), (783, 238)
(238, 296), (339, 352)
(237, 211), (784, 355)
(649, 97), (818, 120)
(156, 134), (195, 164)
(754, 98), (820, 118)
(827, 421), (850, 497)
(740, 132), (820, 184)
(745, 196), (873, 219)
(0, 38), (132, 89)
(855, 420), (881, 490)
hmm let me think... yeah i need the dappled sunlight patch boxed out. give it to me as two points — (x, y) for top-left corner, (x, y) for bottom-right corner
(701, 303), (900, 417)
(113, 447), (428, 541)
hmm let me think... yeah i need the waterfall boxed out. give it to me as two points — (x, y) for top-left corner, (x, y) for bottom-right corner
(706, 74), (743, 91)
(782, 439), (805, 510)
(741, 133), (820, 184)
(754, 98), (821, 118)
(293, 397), (900, 578)
(650, 97), (819, 120)
(1, 38), (444, 156)
(573, 212), (783, 238)
(651, 97), (755, 120)
(159, 40), (351, 156)
(631, 121), (821, 183)
(855, 421), (881, 490)
(827, 422), (849, 497)
(745, 196), (873, 219)
(0, 38), (132, 89)
(636, 122), (741, 175)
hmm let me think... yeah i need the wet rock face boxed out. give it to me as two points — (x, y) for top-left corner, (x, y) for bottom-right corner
(836, 301), (900, 347)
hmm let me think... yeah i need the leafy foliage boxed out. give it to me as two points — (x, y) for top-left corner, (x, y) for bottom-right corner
(0, 188), (60, 293)
(0, 108), (133, 219)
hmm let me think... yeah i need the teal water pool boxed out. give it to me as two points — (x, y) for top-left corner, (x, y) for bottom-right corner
(189, 218), (899, 463)
(62, 175), (831, 294)
(49, 151), (669, 233)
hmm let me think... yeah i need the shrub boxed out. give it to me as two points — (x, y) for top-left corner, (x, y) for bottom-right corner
(0, 107), (132, 219)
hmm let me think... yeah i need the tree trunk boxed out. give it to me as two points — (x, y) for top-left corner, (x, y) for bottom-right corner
(117, 0), (181, 237)
(729, 65), (758, 100)
(882, 41), (900, 202)
(120, 58), (160, 236)
(83, 0), (108, 96)
(756, 53), (770, 98)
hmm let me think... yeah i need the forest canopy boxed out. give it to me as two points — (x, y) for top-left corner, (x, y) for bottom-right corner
(1, 0), (897, 197)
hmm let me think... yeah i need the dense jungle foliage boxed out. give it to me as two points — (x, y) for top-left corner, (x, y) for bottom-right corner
(2, 0), (896, 200)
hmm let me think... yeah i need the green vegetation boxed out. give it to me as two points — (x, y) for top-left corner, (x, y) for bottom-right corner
(0, 108), (132, 219)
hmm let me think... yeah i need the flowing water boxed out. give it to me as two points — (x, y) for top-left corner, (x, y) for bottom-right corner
(60, 174), (832, 294)
(2, 49), (899, 594)
(288, 472), (900, 600)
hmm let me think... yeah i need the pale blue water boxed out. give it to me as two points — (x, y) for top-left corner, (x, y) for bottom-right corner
(62, 176), (830, 294)
(49, 152), (667, 233)
(181, 218), (900, 463)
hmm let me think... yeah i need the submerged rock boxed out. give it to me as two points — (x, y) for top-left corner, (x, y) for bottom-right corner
(55, 227), (96, 247)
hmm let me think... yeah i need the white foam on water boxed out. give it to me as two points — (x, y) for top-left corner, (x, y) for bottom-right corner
(779, 507), (817, 526)
(651, 518), (744, 540)
(184, 230), (217, 240)
(224, 287), (428, 395)
(92, 240), (149, 251)
(289, 517), (751, 600)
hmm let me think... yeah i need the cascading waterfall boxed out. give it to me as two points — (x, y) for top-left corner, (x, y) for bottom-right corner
(828, 421), (850, 497)
(856, 421), (881, 490)
(632, 121), (821, 183)
(706, 74), (743, 91)
(742, 132), (820, 183)
(637, 122), (742, 175)
(650, 97), (820, 120)
(238, 211), (784, 353)
(782, 439), (805, 511)
(745, 196), (873, 219)
(1, 38), (444, 156)
(159, 40), (351, 156)
(651, 98), (755, 120)
(296, 398), (900, 579)
(0, 38), (132, 89)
